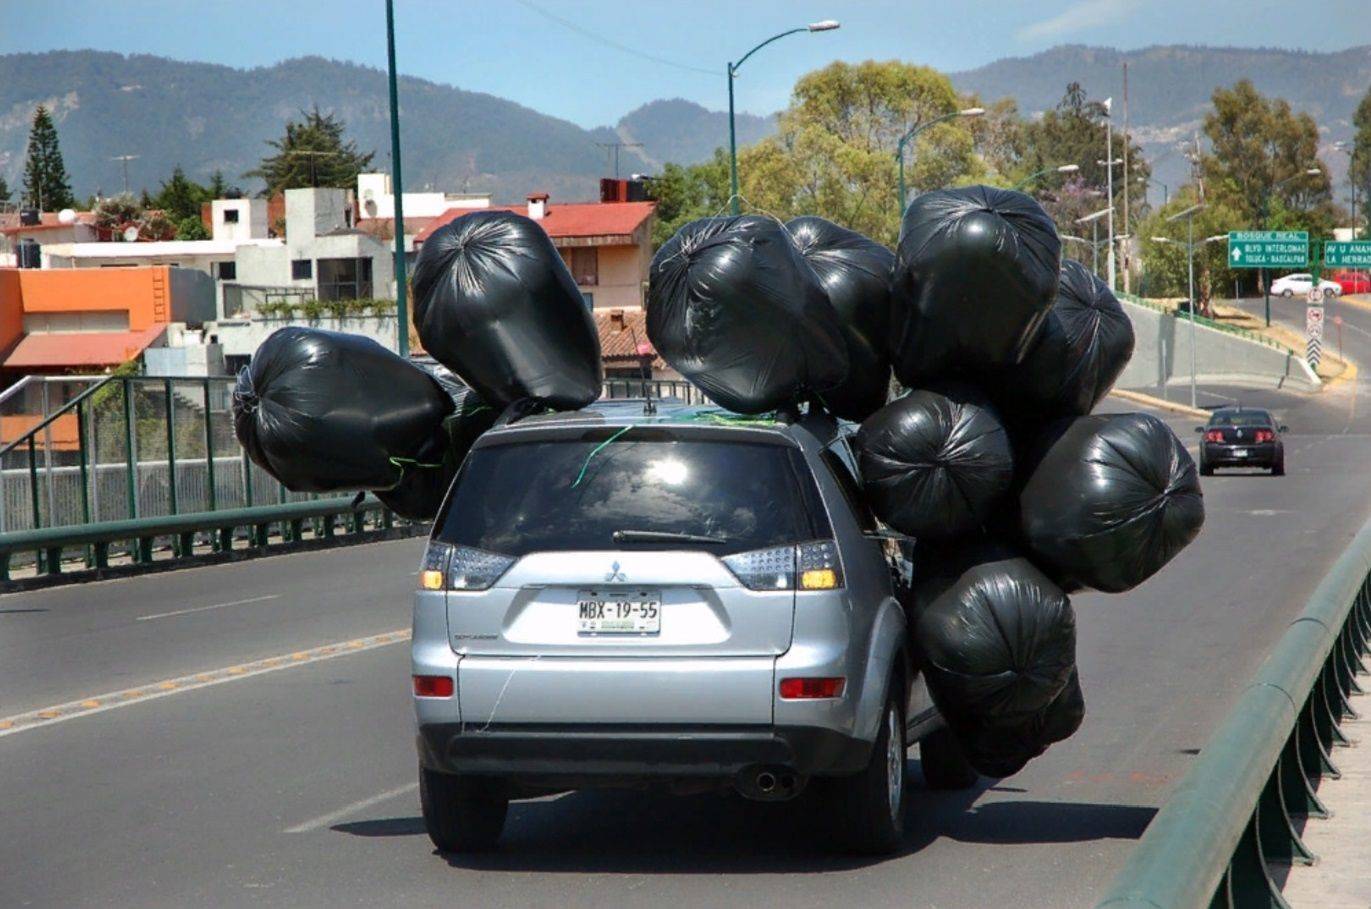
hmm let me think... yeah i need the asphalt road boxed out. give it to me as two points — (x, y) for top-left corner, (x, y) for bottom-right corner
(5, 310), (1371, 907)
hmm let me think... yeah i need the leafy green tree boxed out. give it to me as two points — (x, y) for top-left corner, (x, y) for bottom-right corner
(207, 170), (229, 199)
(0, 174), (10, 203)
(22, 105), (76, 210)
(646, 150), (729, 247)
(245, 107), (375, 196)
(1138, 188), (1247, 303)
(176, 215), (210, 241)
(1351, 86), (1371, 236)
(151, 165), (209, 223)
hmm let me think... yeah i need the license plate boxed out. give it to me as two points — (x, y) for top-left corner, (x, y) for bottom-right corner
(1232, 448), (1248, 457)
(577, 592), (661, 635)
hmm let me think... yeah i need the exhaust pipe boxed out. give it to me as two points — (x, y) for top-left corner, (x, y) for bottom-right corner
(756, 771), (777, 793)
(736, 766), (806, 801)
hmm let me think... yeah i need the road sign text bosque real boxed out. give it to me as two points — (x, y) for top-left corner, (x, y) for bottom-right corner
(1228, 231), (1309, 269)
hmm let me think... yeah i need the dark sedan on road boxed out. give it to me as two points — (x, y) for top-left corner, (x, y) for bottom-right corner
(1197, 407), (1287, 476)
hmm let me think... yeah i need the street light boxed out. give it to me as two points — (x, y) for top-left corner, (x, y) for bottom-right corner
(727, 20), (840, 215)
(1075, 206), (1112, 276)
(1012, 163), (1079, 191)
(1256, 165), (1322, 328)
(384, 0), (410, 357)
(895, 107), (984, 217)
(1103, 96), (1116, 291)
(1161, 202), (1207, 408)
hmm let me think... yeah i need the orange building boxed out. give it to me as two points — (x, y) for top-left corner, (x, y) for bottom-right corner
(0, 266), (214, 380)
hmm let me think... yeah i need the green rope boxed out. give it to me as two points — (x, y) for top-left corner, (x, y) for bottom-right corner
(389, 455), (446, 470)
(683, 410), (779, 427)
(571, 425), (634, 488)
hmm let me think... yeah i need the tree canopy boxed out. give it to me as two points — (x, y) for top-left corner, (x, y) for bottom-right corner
(245, 107), (375, 197)
(1351, 86), (1371, 235)
(22, 105), (77, 211)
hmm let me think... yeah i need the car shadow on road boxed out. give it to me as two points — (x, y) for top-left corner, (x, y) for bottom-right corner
(330, 760), (1155, 874)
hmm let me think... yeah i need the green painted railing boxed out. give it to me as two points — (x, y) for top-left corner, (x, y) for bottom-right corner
(0, 494), (395, 583)
(1096, 516), (1371, 908)
(1118, 292), (1295, 355)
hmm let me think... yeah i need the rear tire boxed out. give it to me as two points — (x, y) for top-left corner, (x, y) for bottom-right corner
(1282, 289), (1293, 298)
(919, 726), (979, 790)
(829, 682), (907, 855)
(419, 766), (509, 853)
(1272, 455), (1285, 476)
(1200, 459), (1214, 476)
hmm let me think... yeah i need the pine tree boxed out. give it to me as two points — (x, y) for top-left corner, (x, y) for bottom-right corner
(151, 165), (209, 222)
(0, 174), (11, 203)
(21, 106), (76, 211)
(245, 106), (375, 197)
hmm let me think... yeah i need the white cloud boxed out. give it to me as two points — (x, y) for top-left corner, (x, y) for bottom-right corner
(1017, 0), (1142, 42)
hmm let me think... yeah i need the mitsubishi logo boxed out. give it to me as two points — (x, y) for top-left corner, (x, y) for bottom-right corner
(605, 561), (628, 583)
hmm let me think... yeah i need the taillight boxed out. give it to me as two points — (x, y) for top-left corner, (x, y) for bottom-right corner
(1204, 430), (1224, 443)
(1254, 430), (1275, 443)
(417, 541), (515, 591)
(779, 677), (846, 699)
(722, 540), (844, 591)
(413, 675), (454, 697)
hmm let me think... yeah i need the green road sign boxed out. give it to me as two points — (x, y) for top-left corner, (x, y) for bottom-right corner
(1227, 231), (1309, 269)
(1325, 241), (1371, 269)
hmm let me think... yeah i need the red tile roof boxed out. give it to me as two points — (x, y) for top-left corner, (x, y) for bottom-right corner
(0, 211), (96, 236)
(593, 309), (663, 367)
(1, 326), (166, 370)
(413, 201), (655, 245)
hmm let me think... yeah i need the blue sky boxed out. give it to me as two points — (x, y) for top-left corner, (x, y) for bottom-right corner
(4, 0), (1369, 127)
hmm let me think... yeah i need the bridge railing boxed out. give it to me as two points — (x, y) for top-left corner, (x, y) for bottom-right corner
(1118, 292), (1295, 355)
(1096, 516), (1371, 908)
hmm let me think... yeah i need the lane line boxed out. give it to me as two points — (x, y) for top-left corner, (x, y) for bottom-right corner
(283, 782), (420, 833)
(136, 594), (280, 621)
(0, 628), (411, 739)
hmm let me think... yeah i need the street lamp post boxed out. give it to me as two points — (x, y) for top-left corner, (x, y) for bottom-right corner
(1156, 203), (1222, 409)
(1258, 166), (1322, 328)
(1012, 163), (1080, 191)
(895, 107), (984, 218)
(727, 20), (840, 215)
(1075, 207), (1112, 278)
(1104, 98), (1116, 290)
(384, 0), (409, 357)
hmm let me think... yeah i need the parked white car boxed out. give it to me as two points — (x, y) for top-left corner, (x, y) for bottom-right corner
(1271, 273), (1341, 298)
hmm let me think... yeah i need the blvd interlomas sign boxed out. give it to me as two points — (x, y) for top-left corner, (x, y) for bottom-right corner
(1227, 231), (1310, 268)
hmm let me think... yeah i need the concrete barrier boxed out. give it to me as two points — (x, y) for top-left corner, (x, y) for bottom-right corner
(1117, 298), (1320, 393)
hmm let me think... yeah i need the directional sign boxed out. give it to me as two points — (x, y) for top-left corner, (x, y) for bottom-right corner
(1325, 240), (1371, 269)
(1228, 231), (1309, 269)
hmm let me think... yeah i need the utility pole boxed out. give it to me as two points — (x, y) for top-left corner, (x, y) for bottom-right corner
(594, 141), (643, 179)
(1121, 63), (1131, 294)
(1104, 97), (1116, 290)
(385, 0), (409, 358)
(111, 154), (139, 195)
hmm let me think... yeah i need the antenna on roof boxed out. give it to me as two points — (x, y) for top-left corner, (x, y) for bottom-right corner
(627, 323), (656, 415)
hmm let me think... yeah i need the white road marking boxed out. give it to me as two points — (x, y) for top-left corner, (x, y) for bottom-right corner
(284, 782), (420, 833)
(0, 628), (410, 738)
(136, 594), (280, 621)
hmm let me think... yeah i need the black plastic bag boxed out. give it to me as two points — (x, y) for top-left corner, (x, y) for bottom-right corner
(375, 387), (497, 521)
(995, 258), (1135, 421)
(411, 210), (603, 411)
(889, 185), (1062, 385)
(647, 215), (849, 414)
(786, 216), (894, 420)
(960, 668), (1085, 778)
(232, 327), (454, 493)
(1019, 412), (1205, 593)
(915, 551), (1076, 730)
(855, 384), (1014, 540)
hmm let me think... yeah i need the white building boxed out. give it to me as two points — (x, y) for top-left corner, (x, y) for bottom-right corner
(355, 172), (490, 221)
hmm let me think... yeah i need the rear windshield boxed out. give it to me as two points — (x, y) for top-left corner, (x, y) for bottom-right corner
(1209, 413), (1272, 427)
(435, 435), (828, 556)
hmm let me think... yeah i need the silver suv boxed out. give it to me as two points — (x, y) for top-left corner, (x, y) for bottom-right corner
(411, 401), (976, 855)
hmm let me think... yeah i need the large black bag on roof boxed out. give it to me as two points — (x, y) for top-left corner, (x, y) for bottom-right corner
(995, 259), (1135, 421)
(915, 550), (1076, 728)
(959, 667), (1085, 778)
(890, 185), (1062, 385)
(854, 384), (1014, 540)
(1019, 412), (1205, 593)
(374, 387), (497, 521)
(232, 327), (454, 493)
(411, 210), (603, 411)
(786, 216), (894, 420)
(647, 215), (849, 414)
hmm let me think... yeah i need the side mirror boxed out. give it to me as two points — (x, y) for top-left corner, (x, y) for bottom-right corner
(1279, 425), (1290, 433)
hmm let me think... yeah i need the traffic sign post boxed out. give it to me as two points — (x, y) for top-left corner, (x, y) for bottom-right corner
(1229, 231), (1310, 328)
(1306, 293), (1324, 373)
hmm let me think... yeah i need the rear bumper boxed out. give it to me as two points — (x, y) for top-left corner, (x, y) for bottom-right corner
(416, 722), (870, 779)
(1202, 443), (1278, 466)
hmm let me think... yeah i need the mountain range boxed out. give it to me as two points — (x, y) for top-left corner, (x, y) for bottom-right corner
(1, 45), (1367, 206)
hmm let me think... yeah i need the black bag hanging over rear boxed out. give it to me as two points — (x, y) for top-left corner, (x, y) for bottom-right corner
(374, 387), (497, 521)
(995, 258), (1135, 421)
(854, 383), (1014, 540)
(786, 216), (894, 421)
(958, 667), (1086, 778)
(647, 215), (849, 414)
(411, 210), (603, 411)
(1019, 412), (1205, 593)
(914, 551), (1077, 731)
(232, 327), (454, 493)
(889, 185), (1062, 385)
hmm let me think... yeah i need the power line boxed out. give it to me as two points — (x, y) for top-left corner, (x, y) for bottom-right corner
(513, 0), (716, 77)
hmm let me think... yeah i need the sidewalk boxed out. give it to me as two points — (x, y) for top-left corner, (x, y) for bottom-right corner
(1281, 665), (1371, 907)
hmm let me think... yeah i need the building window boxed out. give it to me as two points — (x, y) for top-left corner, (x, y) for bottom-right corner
(291, 259), (313, 280)
(581, 292), (594, 309)
(223, 209), (240, 224)
(561, 247), (598, 286)
(215, 261), (237, 280)
(317, 257), (375, 301)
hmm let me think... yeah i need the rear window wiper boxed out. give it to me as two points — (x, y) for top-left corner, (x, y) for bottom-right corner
(611, 529), (732, 545)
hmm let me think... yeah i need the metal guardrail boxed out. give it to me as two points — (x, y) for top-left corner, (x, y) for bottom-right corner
(1119, 292), (1295, 355)
(1096, 516), (1371, 909)
(0, 494), (394, 582)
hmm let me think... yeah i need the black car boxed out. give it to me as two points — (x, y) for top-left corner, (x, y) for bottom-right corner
(1196, 407), (1287, 476)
